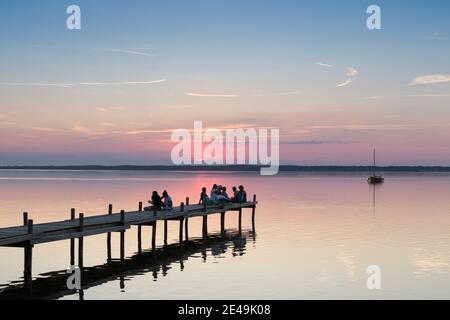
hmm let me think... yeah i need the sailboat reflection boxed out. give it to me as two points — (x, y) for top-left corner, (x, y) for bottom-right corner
(0, 229), (256, 300)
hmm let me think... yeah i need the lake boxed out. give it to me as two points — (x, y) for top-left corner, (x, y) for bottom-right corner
(1, 170), (450, 299)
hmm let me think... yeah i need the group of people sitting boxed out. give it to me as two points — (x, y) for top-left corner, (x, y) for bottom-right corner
(146, 190), (173, 211)
(199, 184), (247, 205)
(145, 184), (248, 212)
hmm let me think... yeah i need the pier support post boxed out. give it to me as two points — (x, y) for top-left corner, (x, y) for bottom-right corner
(107, 204), (112, 262)
(24, 219), (33, 295)
(152, 222), (157, 250)
(120, 210), (125, 261)
(252, 195), (256, 225)
(221, 212), (225, 237)
(185, 216), (189, 241)
(138, 203), (143, 253)
(238, 208), (242, 233)
(202, 215), (208, 239)
(179, 218), (184, 244)
(78, 213), (84, 269)
(164, 220), (168, 246)
(70, 208), (75, 266)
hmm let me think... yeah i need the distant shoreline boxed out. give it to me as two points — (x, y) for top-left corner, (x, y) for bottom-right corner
(1, 165), (450, 172)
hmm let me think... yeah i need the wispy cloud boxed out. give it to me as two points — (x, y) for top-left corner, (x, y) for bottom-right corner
(419, 33), (450, 41)
(409, 74), (450, 86)
(0, 80), (166, 87)
(80, 79), (166, 86)
(336, 67), (359, 88)
(186, 92), (240, 98)
(336, 79), (353, 87)
(31, 127), (61, 132)
(97, 106), (128, 112)
(94, 48), (153, 57)
(316, 62), (334, 68)
(403, 94), (450, 98)
(283, 140), (354, 145)
(353, 96), (385, 100)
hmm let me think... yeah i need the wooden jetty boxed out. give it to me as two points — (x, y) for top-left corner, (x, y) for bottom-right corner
(0, 195), (257, 295)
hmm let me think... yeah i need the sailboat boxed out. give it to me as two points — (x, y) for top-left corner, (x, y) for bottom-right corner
(367, 149), (384, 184)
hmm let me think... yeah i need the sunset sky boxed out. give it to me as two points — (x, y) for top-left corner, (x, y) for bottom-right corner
(1, 0), (450, 165)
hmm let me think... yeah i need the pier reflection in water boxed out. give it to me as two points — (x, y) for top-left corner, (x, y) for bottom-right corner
(0, 229), (255, 300)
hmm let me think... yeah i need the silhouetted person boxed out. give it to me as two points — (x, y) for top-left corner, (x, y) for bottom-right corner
(237, 185), (247, 203)
(199, 187), (210, 205)
(162, 190), (173, 210)
(149, 191), (162, 210)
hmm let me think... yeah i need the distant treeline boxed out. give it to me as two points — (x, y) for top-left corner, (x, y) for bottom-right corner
(1, 165), (450, 172)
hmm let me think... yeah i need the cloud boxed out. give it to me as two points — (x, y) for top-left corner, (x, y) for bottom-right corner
(80, 79), (166, 86)
(0, 80), (166, 87)
(186, 92), (240, 98)
(336, 79), (353, 87)
(31, 127), (61, 132)
(336, 67), (359, 88)
(94, 48), (153, 57)
(403, 94), (450, 98)
(97, 106), (127, 112)
(409, 74), (450, 85)
(419, 33), (450, 40)
(346, 67), (359, 77)
(353, 96), (385, 100)
(316, 62), (334, 68)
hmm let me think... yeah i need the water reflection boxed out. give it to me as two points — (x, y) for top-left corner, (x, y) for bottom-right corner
(0, 229), (255, 300)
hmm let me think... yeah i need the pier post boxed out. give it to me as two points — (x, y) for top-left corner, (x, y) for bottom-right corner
(221, 212), (225, 236)
(185, 198), (189, 240)
(138, 203), (143, 253)
(120, 210), (125, 261)
(202, 214), (208, 239)
(107, 204), (112, 262)
(24, 219), (33, 295)
(152, 222), (157, 250)
(70, 208), (75, 266)
(238, 208), (242, 233)
(78, 213), (84, 269)
(252, 195), (256, 225)
(185, 215), (189, 241)
(164, 220), (168, 246)
(23, 212), (28, 226)
(179, 218), (184, 244)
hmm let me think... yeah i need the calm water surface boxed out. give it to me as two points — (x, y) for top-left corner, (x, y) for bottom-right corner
(1, 170), (450, 299)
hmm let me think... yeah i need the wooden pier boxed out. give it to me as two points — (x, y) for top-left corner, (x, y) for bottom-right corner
(0, 195), (257, 295)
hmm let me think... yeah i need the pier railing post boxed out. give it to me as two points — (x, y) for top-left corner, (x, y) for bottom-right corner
(23, 212), (28, 226)
(70, 208), (75, 266)
(185, 215), (189, 241)
(186, 197), (190, 206)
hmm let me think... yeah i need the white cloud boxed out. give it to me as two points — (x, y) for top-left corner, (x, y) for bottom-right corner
(95, 48), (153, 57)
(316, 62), (334, 68)
(0, 80), (166, 87)
(409, 74), (450, 85)
(336, 79), (353, 87)
(80, 79), (166, 86)
(346, 67), (359, 77)
(186, 92), (240, 98)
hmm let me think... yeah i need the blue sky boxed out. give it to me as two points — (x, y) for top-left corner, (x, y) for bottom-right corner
(0, 0), (450, 165)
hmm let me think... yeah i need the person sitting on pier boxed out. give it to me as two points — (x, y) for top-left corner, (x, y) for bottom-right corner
(199, 187), (210, 205)
(216, 186), (230, 203)
(236, 185), (247, 203)
(148, 191), (163, 211)
(230, 186), (238, 202)
(162, 190), (173, 210)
